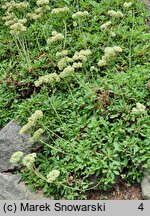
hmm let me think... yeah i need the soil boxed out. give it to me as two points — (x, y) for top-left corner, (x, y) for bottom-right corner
(86, 180), (143, 200)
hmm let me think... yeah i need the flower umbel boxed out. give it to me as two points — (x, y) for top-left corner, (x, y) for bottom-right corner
(51, 7), (70, 14)
(10, 151), (24, 163)
(19, 110), (43, 135)
(47, 170), (60, 183)
(104, 46), (122, 59)
(26, 12), (42, 20)
(56, 50), (68, 57)
(131, 103), (146, 114)
(10, 22), (27, 35)
(72, 11), (89, 19)
(28, 110), (43, 123)
(123, 2), (132, 8)
(108, 10), (124, 18)
(3, 1), (29, 11)
(72, 62), (83, 69)
(98, 46), (122, 67)
(22, 153), (37, 170)
(36, 0), (49, 6)
(100, 21), (112, 30)
(98, 59), (107, 67)
(72, 49), (92, 62)
(47, 32), (64, 44)
(34, 73), (60, 87)
(60, 66), (75, 79)
(110, 31), (116, 37)
(29, 128), (45, 144)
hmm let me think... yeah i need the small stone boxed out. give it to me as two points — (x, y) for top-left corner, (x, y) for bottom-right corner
(147, 80), (150, 92)
(141, 175), (150, 199)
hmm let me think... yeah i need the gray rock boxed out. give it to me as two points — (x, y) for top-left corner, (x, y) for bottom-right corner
(142, 0), (150, 11)
(147, 80), (150, 92)
(0, 120), (41, 172)
(0, 173), (45, 200)
(141, 175), (150, 199)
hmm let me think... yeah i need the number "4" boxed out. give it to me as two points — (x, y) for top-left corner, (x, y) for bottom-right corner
(138, 203), (144, 211)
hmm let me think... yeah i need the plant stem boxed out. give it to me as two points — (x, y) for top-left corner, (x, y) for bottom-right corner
(73, 75), (94, 95)
(55, 181), (79, 191)
(40, 139), (66, 154)
(63, 21), (67, 49)
(50, 99), (63, 125)
(33, 169), (47, 181)
(129, 11), (135, 68)
(86, 181), (101, 191)
(15, 36), (31, 68)
(43, 126), (67, 142)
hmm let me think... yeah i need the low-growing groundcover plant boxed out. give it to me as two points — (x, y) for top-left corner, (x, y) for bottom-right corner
(0, 0), (150, 199)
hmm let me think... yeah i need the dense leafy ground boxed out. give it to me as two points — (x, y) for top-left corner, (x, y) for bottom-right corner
(0, 0), (150, 199)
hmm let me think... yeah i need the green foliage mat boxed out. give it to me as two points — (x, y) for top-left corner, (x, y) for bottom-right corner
(0, 0), (150, 199)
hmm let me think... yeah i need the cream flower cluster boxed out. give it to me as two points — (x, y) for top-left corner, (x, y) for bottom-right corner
(47, 31), (64, 44)
(47, 170), (60, 183)
(110, 31), (116, 37)
(2, 12), (15, 21)
(26, 12), (42, 20)
(104, 46), (122, 58)
(51, 7), (70, 14)
(72, 49), (92, 62)
(58, 49), (91, 73)
(58, 49), (92, 78)
(57, 57), (73, 70)
(56, 50), (68, 57)
(123, 2), (132, 8)
(3, 12), (15, 26)
(72, 62), (83, 69)
(10, 151), (24, 163)
(59, 66), (75, 79)
(34, 66), (74, 86)
(10, 152), (36, 170)
(35, 49), (92, 86)
(27, 0), (50, 20)
(29, 128), (45, 144)
(10, 21), (27, 35)
(19, 122), (32, 135)
(100, 21), (112, 30)
(2, 1), (29, 11)
(72, 11), (89, 19)
(28, 110), (43, 123)
(98, 59), (107, 67)
(19, 110), (43, 135)
(22, 153), (37, 169)
(34, 73), (60, 87)
(3, 10), (27, 35)
(131, 103), (146, 114)
(35, 7), (44, 14)
(73, 21), (78, 27)
(100, 21), (116, 37)
(98, 46), (122, 67)
(27, 7), (50, 20)
(108, 10), (124, 18)
(90, 66), (97, 71)
(36, 0), (49, 6)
